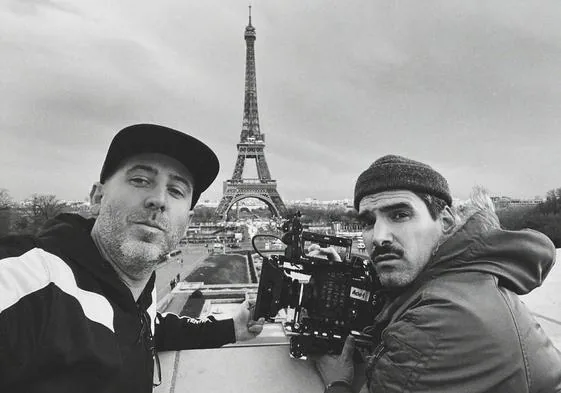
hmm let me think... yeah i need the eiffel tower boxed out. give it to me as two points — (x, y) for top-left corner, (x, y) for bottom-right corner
(215, 7), (287, 220)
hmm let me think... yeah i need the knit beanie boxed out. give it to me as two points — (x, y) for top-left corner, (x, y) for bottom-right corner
(353, 155), (452, 210)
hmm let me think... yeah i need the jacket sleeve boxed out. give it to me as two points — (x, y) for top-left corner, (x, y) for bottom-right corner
(0, 238), (43, 386)
(0, 304), (26, 386)
(154, 312), (236, 351)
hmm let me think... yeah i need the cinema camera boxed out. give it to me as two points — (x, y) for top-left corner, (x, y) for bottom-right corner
(252, 212), (383, 359)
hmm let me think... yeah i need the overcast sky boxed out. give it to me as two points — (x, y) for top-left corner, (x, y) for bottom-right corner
(1, 0), (560, 204)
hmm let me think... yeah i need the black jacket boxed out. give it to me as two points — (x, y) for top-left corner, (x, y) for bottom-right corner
(0, 214), (235, 393)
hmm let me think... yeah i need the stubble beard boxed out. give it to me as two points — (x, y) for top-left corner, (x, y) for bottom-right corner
(375, 259), (419, 288)
(376, 267), (410, 288)
(96, 208), (180, 279)
(375, 253), (432, 288)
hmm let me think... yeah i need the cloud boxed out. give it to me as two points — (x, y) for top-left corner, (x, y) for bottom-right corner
(6, 0), (80, 16)
(1, 1), (560, 202)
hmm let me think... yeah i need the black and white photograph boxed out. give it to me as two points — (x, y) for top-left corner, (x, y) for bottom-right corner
(1, 1), (560, 392)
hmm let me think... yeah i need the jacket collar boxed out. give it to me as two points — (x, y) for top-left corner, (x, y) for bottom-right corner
(38, 213), (156, 310)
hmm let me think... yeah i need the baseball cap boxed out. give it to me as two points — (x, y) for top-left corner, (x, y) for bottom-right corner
(100, 124), (219, 209)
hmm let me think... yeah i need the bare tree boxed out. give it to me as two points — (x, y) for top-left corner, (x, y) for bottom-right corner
(546, 189), (559, 215)
(14, 194), (67, 234)
(0, 189), (14, 236)
(0, 188), (12, 208)
(28, 194), (66, 221)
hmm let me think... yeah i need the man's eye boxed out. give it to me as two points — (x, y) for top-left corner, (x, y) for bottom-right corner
(168, 187), (185, 198)
(130, 177), (149, 186)
(392, 211), (410, 221)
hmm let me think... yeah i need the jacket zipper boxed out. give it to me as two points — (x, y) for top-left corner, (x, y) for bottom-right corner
(137, 306), (161, 386)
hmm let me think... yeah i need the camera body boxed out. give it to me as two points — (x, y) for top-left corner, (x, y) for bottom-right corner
(253, 213), (383, 359)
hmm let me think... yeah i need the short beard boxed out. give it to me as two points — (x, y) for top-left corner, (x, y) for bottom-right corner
(376, 269), (411, 288)
(119, 239), (166, 276)
(93, 206), (181, 280)
(374, 259), (426, 288)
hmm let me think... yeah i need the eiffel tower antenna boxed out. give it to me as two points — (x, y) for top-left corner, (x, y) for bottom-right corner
(215, 8), (287, 220)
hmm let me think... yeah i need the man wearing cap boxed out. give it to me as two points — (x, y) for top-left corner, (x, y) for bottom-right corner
(0, 124), (265, 393)
(313, 155), (561, 392)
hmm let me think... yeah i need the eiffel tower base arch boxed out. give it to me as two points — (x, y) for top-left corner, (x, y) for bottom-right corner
(215, 181), (287, 220)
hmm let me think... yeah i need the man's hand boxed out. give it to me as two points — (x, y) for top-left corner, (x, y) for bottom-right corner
(232, 299), (265, 342)
(315, 335), (356, 387)
(307, 244), (342, 262)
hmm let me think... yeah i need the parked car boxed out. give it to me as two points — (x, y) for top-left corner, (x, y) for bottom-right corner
(169, 250), (182, 258)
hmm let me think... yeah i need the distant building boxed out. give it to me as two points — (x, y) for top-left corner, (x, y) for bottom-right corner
(198, 200), (219, 208)
(333, 222), (363, 238)
(491, 196), (544, 209)
(287, 199), (353, 210)
(63, 200), (91, 215)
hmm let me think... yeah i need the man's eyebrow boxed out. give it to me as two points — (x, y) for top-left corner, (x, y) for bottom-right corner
(358, 202), (413, 219)
(126, 164), (158, 176)
(379, 202), (412, 213)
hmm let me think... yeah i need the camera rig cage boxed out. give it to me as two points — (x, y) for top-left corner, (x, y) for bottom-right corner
(252, 212), (383, 359)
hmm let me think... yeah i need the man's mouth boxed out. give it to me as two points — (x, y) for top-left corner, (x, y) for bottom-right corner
(373, 253), (401, 263)
(135, 221), (165, 232)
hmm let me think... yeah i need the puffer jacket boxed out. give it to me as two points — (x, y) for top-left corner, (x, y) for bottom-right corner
(0, 214), (236, 393)
(330, 210), (561, 393)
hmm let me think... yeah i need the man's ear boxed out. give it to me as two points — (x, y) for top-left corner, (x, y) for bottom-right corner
(89, 182), (103, 217)
(186, 210), (195, 227)
(440, 205), (456, 235)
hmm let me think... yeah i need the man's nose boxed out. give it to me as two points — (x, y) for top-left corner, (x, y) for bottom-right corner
(144, 185), (167, 212)
(371, 221), (392, 248)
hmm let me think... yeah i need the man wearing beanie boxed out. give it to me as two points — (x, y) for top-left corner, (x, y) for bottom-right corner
(315, 155), (561, 393)
(0, 124), (265, 393)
